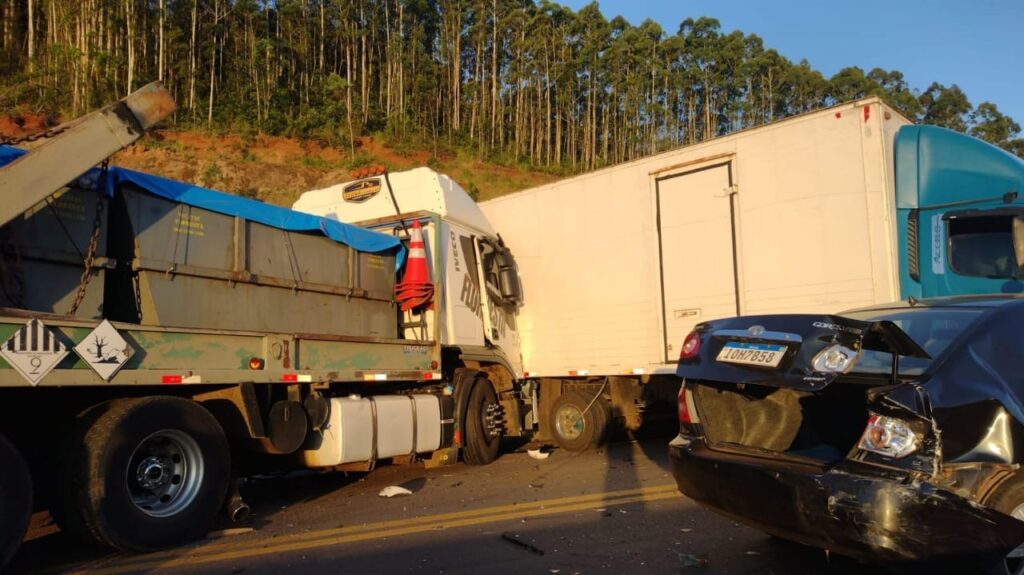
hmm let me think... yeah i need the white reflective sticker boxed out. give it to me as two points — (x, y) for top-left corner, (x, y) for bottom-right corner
(74, 320), (134, 381)
(0, 319), (70, 386)
(931, 213), (945, 275)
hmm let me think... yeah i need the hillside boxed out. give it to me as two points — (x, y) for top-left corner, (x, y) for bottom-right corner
(112, 131), (560, 207)
(1, 121), (561, 207)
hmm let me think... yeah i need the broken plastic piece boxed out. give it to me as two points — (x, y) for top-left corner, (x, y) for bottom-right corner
(677, 552), (709, 569)
(378, 485), (413, 498)
(528, 448), (550, 460)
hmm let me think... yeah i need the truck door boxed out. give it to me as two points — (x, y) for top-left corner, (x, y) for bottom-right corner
(656, 162), (740, 362)
(473, 238), (523, 372)
(915, 208), (1024, 296)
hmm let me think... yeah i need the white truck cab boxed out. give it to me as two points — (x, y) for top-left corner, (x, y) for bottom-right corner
(293, 168), (525, 379)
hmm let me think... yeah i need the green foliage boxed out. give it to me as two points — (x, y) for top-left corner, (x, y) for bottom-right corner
(201, 163), (223, 186)
(2, 0), (1021, 170)
(345, 152), (379, 170)
(920, 83), (972, 133)
(970, 102), (1024, 154)
(300, 155), (333, 169)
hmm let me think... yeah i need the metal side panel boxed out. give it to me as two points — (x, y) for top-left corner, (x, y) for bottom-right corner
(0, 187), (109, 318)
(0, 314), (439, 388)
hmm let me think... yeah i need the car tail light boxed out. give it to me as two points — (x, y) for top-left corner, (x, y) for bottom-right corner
(858, 413), (919, 458)
(811, 344), (859, 373)
(679, 330), (701, 360)
(677, 382), (699, 425)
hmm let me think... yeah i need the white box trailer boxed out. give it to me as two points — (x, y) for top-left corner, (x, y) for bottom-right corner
(479, 98), (910, 442)
(481, 97), (909, 378)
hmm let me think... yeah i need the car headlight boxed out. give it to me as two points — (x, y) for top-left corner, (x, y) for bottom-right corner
(858, 413), (919, 459)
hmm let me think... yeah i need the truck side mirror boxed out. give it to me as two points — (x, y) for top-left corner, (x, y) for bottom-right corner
(1013, 216), (1024, 270)
(495, 249), (524, 307)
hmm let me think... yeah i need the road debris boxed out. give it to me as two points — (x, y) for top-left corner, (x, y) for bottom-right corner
(677, 552), (709, 569)
(501, 532), (545, 555)
(378, 486), (413, 498)
(207, 527), (255, 538)
(528, 448), (551, 460)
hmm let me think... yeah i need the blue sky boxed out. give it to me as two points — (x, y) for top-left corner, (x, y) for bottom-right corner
(558, 0), (1024, 125)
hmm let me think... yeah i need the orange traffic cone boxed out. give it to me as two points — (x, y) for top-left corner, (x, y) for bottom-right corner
(396, 220), (434, 311)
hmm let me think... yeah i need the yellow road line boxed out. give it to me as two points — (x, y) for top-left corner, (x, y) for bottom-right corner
(112, 483), (678, 561)
(87, 484), (680, 574)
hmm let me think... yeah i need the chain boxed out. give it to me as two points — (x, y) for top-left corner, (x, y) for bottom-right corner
(133, 267), (143, 322)
(0, 123), (71, 146)
(0, 228), (26, 308)
(66, 161), (108, 316)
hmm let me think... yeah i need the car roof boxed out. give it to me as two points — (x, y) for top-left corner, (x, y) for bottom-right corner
(842, 294), (1024, 315)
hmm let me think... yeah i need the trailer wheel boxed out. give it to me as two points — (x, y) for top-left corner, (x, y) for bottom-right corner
(0, 434), (32, 572)
(550, 391), (610, 451)
(462, 378), (502, 465)
(58, 397), (230, 551)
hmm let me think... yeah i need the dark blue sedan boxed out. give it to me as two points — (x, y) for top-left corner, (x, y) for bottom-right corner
(670, 296), (1024, 573)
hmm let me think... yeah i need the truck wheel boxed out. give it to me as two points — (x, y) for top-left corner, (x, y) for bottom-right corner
(0, 434), (32, 572)
(58, 397), (230, 551)
(550, 391), (610, 451)
(462, 378), (502, 465)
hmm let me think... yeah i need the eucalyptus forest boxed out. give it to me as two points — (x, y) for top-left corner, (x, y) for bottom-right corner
(1, 0), (1021, 174)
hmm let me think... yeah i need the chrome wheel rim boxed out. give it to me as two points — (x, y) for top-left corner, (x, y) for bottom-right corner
(126, 429), (204, 518)
(554, 405), (585, 441)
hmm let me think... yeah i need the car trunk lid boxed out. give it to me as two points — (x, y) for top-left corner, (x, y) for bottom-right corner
(677, 314), (930, 392)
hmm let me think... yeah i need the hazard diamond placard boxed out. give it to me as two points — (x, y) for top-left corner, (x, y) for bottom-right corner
(74, 320), (134, 381)
(0, 319), (70, 386)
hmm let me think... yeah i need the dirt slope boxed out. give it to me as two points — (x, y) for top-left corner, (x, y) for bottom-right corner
(2, 116), (559, 207)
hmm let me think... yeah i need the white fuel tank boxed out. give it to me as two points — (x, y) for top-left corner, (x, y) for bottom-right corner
(302, 395), (443, 467)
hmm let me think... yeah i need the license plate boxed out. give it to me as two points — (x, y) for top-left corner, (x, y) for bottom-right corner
(716, 342), (787, 368)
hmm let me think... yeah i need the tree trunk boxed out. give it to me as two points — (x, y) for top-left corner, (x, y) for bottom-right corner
(27, 0), (34, 72)
(158, 0), (165, 81)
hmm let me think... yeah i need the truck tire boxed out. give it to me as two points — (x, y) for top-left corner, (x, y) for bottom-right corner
(462, 378), (502, 465)
(550, 391), (611, 451)
(0, 434), (32, 572)
(57, 397), (230, 551)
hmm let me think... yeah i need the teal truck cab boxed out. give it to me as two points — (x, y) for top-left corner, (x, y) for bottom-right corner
(898, 125), (1024, 297)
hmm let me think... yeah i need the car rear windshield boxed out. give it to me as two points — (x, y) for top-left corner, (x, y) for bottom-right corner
(839, 307), (986, 376)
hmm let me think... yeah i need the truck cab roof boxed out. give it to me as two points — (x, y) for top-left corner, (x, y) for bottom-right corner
(293, 167), (496, 237)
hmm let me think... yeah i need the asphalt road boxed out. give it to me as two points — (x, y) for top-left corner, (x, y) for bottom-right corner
(9, 437), (883, 575)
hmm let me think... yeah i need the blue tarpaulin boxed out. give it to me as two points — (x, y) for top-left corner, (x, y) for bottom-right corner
(0, 146), (405, 266)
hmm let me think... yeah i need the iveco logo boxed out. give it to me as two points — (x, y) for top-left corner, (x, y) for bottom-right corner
(747, 325), (765, 336)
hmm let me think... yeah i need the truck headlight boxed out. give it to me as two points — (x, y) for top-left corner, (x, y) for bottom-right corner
(858, 413), (919, 459)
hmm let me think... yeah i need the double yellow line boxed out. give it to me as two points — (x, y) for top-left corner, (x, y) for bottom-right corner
(83, 484), (680, 574)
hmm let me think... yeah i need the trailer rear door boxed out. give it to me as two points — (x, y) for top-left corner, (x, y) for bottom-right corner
(656, 162), (739, 362)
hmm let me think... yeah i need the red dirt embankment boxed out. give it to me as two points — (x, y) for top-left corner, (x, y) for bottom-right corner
(2, 113), (557, 206)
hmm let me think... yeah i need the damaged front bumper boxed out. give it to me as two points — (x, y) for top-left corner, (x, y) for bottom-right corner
(669, 434), (1024, 566)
